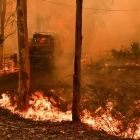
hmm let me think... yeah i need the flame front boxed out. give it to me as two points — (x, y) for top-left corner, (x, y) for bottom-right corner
(0, 92), (71, 122)
(0, 92), (140, 139)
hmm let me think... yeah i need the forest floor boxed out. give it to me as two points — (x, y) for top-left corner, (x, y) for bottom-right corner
(0, 107), (132, 140)
(0, 65), (139, 140)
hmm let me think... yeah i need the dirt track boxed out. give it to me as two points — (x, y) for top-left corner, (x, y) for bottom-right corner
(1, 65), (140, 94)
(0, 69), (54, 94)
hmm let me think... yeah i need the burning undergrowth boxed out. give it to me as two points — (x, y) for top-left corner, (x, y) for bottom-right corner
(0, 60), (140, 139)
(80, 82), (140, 139)
(0, 79), (140, 139)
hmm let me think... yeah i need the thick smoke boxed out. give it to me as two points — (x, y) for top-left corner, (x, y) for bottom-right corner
(92, 0), (140, 53)
(3, 0), (140, 77)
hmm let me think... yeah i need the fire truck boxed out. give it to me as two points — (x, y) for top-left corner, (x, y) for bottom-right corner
(29, 32), (62, 68)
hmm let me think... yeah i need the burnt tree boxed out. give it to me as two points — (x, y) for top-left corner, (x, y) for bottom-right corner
(72, 0), (83, 121)
(17, 0), (30, 111)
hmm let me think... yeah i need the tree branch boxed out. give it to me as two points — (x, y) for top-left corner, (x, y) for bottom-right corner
(4, 29), (16, 40)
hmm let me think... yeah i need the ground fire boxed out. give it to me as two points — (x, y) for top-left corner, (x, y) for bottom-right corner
(0, 56), (140, 139)
(0, 90), (139, 139)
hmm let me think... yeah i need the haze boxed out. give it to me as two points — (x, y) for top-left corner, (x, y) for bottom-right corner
(4, 0), (140, 60)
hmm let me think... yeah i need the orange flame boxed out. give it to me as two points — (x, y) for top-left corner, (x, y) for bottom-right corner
(3, 60), (14, 71)
(0, 60), (18, 75)
(0, 91), (139, 139)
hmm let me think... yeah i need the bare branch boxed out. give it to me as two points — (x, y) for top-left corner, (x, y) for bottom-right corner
(4, 9), (17, 29)
(4, 29), (16, 40)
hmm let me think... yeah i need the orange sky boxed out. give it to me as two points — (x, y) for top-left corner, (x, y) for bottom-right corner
(4, 0), (140, 59)
(91, 0), (140, 54)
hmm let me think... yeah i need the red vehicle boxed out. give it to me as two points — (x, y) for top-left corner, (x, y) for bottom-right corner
(29, 32), (62, 68)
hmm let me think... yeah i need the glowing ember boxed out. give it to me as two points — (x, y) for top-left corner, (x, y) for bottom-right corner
(125, 62), (140, 66)
(118, 68), (125, 71)
(105, 63), (109, 66)
(0, 92), (140, 139)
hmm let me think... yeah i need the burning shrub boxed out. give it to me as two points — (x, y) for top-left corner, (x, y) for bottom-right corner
(80, 79), (140, 139)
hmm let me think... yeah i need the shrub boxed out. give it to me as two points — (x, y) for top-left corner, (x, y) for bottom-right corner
(111, 41), (140, 64)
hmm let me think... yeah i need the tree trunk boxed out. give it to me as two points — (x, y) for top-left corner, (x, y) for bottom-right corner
(0, 0), (6, 69)
(72, 0), (83, 121)
(17, 0), (30, 111)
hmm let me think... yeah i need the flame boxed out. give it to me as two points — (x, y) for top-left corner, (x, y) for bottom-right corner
(3, 60), (15, 72)
(0, 60), (18, 74)
(0, 92), (140, 139)
(0, 92), (71, 122)
(125, 62), (140, 66)
(81, 57), (91, 64)
(118, 68), (125, 71)
(105, 63), (109, 66)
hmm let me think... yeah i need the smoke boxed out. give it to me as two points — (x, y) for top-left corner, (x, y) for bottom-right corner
(3, 0), (17, 54)
(26, 0), (114, 54)
(3, 0), (140, 77)
(92, 0), (140, 54)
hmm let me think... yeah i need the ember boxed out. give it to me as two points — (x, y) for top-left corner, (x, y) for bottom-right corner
(0, 91), (139, 139)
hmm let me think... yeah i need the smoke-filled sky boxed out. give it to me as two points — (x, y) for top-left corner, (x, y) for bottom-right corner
(92, 0), (140, 54)
(4, 0), (140, 59)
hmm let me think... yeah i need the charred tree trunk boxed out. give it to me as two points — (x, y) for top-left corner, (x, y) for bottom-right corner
(17, 0), (30, 111)
(72, 0), (83, 121)
(0, 0), (6, 69)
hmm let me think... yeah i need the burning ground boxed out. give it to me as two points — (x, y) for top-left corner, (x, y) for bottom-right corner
(0, 65), (140, 139)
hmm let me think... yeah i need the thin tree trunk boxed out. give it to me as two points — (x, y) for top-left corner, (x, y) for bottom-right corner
(0, 0), (6, 69)
(0, 0), (2, 69)
(72, 0), (83, 121)
(17, 0), (30, 111)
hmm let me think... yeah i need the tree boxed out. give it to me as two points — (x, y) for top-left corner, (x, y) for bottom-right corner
(0, 34), (4, 44)
(0, 0), (16, 69)
(17, 0), (30, 111)
(0, 0), (6, 69)
(72, 0), (83, 121)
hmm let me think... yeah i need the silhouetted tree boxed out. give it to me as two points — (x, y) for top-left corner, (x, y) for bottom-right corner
(72, 0), (83, 121)
(17, 0), (30, 111)
(0, 0), (16, 69)
(0, 0), (6, 69)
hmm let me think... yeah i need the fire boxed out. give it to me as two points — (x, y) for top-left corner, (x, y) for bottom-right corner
(125, 62), (140, 66)
(0, 91), (140, 139)
(0, 60), (18, 76)
(0, 92), (71, 122)
(118, 68), (125, 71)
(104, 63), (109, 66)
(3, 59), (19, 72)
